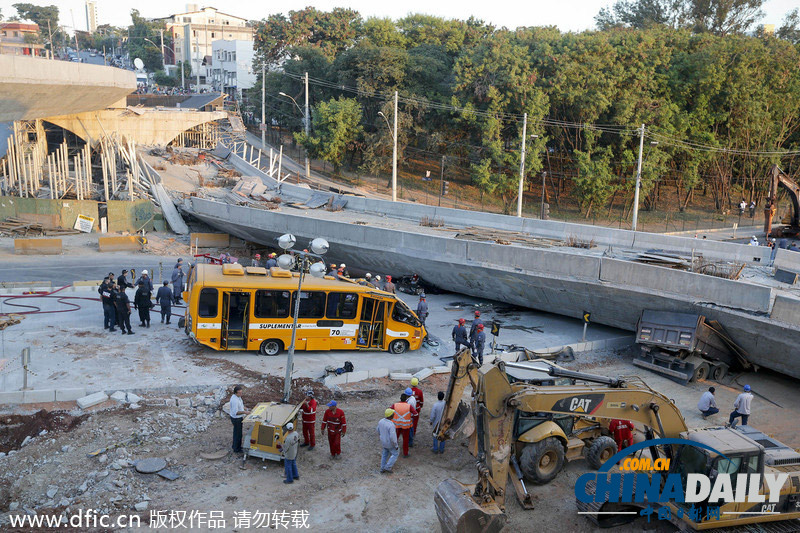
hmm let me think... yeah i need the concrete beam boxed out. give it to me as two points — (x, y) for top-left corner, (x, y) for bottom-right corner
(98, 236), (144, 252)
(14, 238), (62, 255)
(0, 55), (135, 122)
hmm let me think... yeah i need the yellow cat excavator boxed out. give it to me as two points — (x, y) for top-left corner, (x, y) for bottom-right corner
(434, 349), (800, 533)
(764, 164), (800, 237)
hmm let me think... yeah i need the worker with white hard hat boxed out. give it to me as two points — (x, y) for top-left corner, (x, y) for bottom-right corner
(282, 421), (301, 484)
(136, 269), (153, 292)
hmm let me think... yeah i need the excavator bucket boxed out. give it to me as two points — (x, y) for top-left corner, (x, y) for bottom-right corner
(434, 479), (507, 533)
(443, 401), (475, 440)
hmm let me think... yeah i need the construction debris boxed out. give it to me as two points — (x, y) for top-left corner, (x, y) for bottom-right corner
(0, 314), (24, 330)
(0, 217), (81, 237)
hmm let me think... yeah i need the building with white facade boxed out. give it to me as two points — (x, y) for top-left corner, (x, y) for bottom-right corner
(157, 5), (253, 82)
(85, 1), (98, 34)
(209, 39), (256, 99)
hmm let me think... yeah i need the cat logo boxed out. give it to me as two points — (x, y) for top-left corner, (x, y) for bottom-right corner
(551, 394), (604, 414)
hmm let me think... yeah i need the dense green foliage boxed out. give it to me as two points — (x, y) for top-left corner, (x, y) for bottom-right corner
(252, 4), (800, 214)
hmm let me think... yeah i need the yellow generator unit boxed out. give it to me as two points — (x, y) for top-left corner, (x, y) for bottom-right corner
(243, 402), (301, 461)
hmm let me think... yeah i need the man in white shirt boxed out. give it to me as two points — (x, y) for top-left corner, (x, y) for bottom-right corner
(697, 386), (719, 419)
(429, 391), (446, 454)
(229, 386), (250, 454)
(728, 384), (753, 427)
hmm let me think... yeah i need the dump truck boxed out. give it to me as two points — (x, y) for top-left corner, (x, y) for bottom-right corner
(434, 348), (689, 532)
(634, 310), (754, 384)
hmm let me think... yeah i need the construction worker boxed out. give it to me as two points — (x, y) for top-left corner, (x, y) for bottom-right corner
(377, 408), (399, 473)
(299, 390), (317, 450)
(137, 270), (153, 293)
(282, 422), (300, 484)
(251, 254), (262, 267)
(416, 294), (428, 327)
(469, 310), (484, 347)
(328, 263), (338, 277)
(383, 275), (396, 294)
(452, 318), (469, 353)
(265, 253), (278, 269)
(133, 281), (152, 328)
(364, 273), (374, 287)
(609, 419), (634, 452)
(472, 323), (486, 365)
(410, 378), (424, 444)
(697, 386), (719, 419)
(228, 386), (250, 454)
(729, 384), (753, 427)
(374, 275), (382, 290)
(156, 281), (173, 324)
(430, 391), (446, 454)
(339, 263), (349, 277)
(114, 285), (134, 335)
(321, 400), (346, 458)
(171, 261), (185, 304)
(391, 393), (416, 457)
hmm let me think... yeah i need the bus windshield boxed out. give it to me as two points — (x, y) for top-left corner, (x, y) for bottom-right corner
(392, 299), (420, 327)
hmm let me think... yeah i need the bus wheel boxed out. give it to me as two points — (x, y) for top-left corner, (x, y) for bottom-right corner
(388, 340), (409, 354)
(259, 339), (282, 356)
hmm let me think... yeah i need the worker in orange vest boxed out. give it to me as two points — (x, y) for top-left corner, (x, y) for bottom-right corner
(608, 419), (634, 452)
(391, 393), (417, 457)
(299, 390), (317, 450)
(410, 378), (424, 446)
(320, 400), (346, 458)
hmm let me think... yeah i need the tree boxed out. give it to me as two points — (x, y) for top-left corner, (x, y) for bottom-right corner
(296, 97), (364, 174)
(13, 3), (59, 31)
(127, 9), (163, 72)
(777, 8), (800, 44)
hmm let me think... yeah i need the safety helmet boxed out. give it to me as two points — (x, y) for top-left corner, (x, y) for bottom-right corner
(386, 275), (392, 282)
(458, 318), (465, 324)
(375, 275), (381, 281)
(142, 270), (149, 275)
(365, 273), (372, 278)
(744, 384), (751, 392)
(404, 387), (413, 395)
(411, 377), (419, 386)
(269, 253), (276, 258)
(330, 263), (337, 268)
(340, 263), (346, 269)
(477, 324), (484, 331)
(327, 400), (337, 407)
(474, 310), (481, 317)
(385, 408), (395, 418)
(255, 254), (261, 259)
(286, 422), (294, 430)
(306, 389), (314, 397)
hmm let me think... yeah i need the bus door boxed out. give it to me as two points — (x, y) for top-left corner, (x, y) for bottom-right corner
(221, 290), (249, 349)
(357, 297), (386, 349)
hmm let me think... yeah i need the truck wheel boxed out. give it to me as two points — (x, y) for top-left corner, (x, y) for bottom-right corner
(585, 436), (618, 470)
(520, 438), (565, 485)
(388, 340), (409, 354)
(259, 339), (282, 356)
(712, 363), (728, 381)
(693, 363), (710, 382)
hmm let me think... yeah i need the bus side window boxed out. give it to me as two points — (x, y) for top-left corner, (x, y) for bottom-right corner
(255, 290), (290, 318)
(326, 292), (358, 320)
(199, 288), (218, 318)
(292, 291), (326, 319)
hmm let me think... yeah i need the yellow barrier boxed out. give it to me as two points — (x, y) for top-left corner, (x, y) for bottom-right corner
(98, 236), (147, 252)
(14, 238), (62, 255)
(190, 232), (230, 248)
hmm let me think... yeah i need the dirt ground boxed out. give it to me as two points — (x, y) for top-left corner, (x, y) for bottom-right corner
(4, 343), (797, 532)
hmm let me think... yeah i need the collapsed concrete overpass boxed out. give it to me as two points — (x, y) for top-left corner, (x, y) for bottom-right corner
(0, 55), (136, 122)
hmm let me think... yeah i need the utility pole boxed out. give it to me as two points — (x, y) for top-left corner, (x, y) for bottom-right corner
(631, 123), (645, 231)
(438, 155), (445, 207)
(261, 63), (266, 149)
(304, 72), (310, 179)
(541, 171), (547, 219)
(392, 90), (398, 202)
(516, 112), (528, 217)
(159, 29), (166, 71)
(195, 32), (200, 93)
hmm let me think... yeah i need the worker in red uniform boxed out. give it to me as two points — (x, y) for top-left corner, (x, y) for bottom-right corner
(609, 419), (635, 452)
(299, 390), (317, 450)
(410, 377), (424, 446)
(392, 393), (417, 457)
(320, 400), (346, 458)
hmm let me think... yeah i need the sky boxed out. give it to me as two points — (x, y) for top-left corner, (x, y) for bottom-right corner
(0, 0), (796, 33)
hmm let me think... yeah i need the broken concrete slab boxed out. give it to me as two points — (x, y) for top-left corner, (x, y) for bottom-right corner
(323, 374), (348, 387)
(431, 366), (450, 374)
(345, 370), (369, 383)
(77, 392), (108, 409)
(134, 501), (149, 512)
(126, 392), (142, 404)
(413, 368), (434, 382)
(110, 391), (127, 402)
(389, 372), (413, 381)
(368, 368), (389, 379)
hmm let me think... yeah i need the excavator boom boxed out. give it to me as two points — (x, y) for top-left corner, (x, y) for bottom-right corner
(764, 164), (800, 237)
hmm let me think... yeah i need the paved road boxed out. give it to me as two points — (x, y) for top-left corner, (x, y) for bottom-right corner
(0, 253), (180, 287)
(76, 50), (105, 66)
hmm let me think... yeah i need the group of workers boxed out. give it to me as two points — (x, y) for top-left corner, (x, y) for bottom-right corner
(97, 259), (189, 333)
(697, 384), (754, 427)
(228, 377), (448, 482)
(451, 310), (487, 364)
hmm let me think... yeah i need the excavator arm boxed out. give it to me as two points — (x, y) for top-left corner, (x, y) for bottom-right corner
(434, 358), (688, 533)
(436, 348), (481, 442)
(764, 164), (800, 236)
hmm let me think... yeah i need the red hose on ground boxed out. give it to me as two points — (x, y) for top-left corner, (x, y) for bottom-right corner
(0, 284), (98, 316)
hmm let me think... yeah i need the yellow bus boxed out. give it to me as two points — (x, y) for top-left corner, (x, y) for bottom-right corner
(183, 263), (426, 355)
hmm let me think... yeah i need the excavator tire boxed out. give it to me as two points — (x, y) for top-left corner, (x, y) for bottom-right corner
(520, 437), (565, 485)
(585, 436), (618, 470)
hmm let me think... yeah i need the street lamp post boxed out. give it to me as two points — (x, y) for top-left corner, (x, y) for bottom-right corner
(144, 38), (183, 89)
(279, 90), (311, 176)
(377, 110), (398, 201)
(277, 234), (329, 402)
